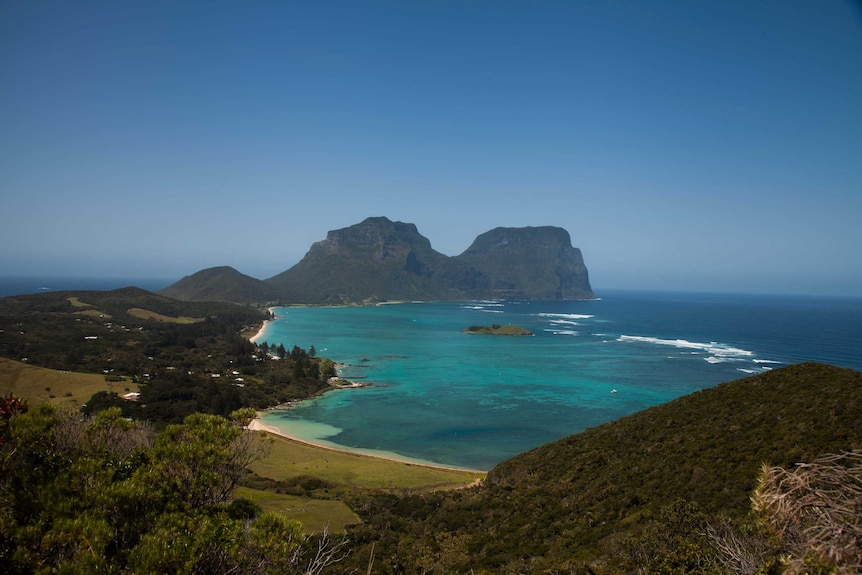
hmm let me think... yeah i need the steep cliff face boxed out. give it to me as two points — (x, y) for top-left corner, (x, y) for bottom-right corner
(162, 217), (595, 304)
(267, 218), (594, 303)
(453, 226), (593, 300)
(264, 217), (459, 304)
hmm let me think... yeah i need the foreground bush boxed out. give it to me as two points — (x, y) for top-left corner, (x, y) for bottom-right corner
(0, 402), (349, 574)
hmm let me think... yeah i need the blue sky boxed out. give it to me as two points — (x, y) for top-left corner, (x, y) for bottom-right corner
(1, 1), (860, 296)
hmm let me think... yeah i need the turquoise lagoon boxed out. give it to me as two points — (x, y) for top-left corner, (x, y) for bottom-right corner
(257, 291), (862, 470)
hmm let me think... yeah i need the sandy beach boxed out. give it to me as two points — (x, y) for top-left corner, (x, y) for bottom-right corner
(246, 307), (277, 343)
(248, 417), (485, 474)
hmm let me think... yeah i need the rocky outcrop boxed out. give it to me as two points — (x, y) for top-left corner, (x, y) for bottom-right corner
(453, 226), (593, 300)
(264, 217), (462, 303)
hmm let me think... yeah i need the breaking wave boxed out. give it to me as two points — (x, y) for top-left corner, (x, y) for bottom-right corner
(616, 335), (777, 371)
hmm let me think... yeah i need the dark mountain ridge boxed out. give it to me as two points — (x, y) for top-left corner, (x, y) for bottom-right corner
(161, 217), (595, 304)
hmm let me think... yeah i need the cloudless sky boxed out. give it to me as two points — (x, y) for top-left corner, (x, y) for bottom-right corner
(2, 1), (861, 296)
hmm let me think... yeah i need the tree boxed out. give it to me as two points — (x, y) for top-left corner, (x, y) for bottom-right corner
(0, 403), (352, 574)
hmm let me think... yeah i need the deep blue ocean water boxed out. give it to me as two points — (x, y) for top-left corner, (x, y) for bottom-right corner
(258, 291), (862, 470)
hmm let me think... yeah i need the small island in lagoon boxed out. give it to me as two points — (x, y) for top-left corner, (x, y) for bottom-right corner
(463, 323), (534, 336)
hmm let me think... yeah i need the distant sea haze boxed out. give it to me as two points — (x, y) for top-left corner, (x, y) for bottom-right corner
(258, 291), (862, 470)
(0, 276), (176, 297)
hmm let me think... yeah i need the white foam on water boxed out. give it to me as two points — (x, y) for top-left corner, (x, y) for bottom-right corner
(463, 301), (505, 311)
(705, 356), (744, 364)
(753, 359), (782, 364)
(618, 335), (756, 364)
(545, 329), (579, 336)
(549, 319), (580, 326)
(536, 313), (594, 320)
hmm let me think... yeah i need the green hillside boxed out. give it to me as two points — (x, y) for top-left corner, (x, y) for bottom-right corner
(344, 363), (862, 573)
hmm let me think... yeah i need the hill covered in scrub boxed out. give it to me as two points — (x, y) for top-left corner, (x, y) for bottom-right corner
(343, 362), (862, 573)
(161, 217), (595, 304)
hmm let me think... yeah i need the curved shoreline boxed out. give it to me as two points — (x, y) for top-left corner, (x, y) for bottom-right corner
(247, 307), (278, 343)
(248, 417), (486, 474)
(246, 307), (487, 475)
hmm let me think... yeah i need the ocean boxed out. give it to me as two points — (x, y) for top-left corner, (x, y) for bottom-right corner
(257, 291), (862, 470)
(0, 276), (176, 297)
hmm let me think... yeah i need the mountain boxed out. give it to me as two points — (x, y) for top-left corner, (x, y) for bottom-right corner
(158, 266), (281, 304)
(161, 217), (595, 304)
(265, 217), (465, 303)
(453, 225), (593, 300)
(346, 362), (862, 572)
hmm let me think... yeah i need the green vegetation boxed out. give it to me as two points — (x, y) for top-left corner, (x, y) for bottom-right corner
(0, 287), (481, 545)
(126, 307), (203, 323)
(0, 288), (335, 427)
(0, 403), (351, 574)
(250, 432), (483, 492)
(463, 323), (533, 335)
(233, 487), (360, 534)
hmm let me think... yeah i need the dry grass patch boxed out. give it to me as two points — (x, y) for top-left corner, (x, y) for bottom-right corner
(0, 358), (137, 407)
(127, 308), (203, 324)
(233, 486), (359, 533)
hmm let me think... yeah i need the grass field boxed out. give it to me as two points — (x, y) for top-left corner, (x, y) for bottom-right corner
(0, 357), (136, 407)
(244, 432), (482, 532)
(233, 486), (360, 533)
(250, 431), (484, 492)
(127, 308), (203, 323)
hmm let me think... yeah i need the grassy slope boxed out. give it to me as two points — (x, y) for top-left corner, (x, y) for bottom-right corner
(251, 431), (483, 491)
(0, 357), (137, 408)
(233, 486), (361, 533)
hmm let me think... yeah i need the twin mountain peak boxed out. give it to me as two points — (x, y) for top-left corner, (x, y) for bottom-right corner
(160, 217), (595, 304)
